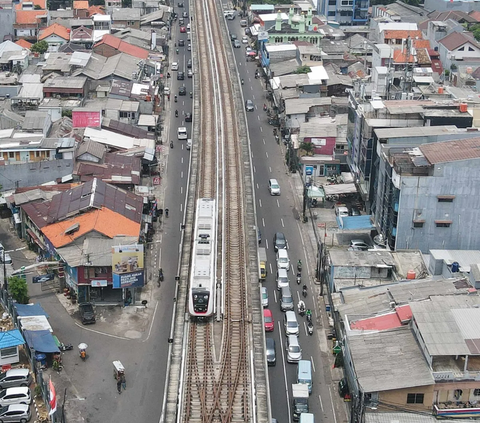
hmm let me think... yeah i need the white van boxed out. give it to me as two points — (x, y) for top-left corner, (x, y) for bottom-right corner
(171, 62), (179, 71)
(297, 360), (312, 394)
(276, 268), (289, 290)
(240, 19), (247, 27)
(186, 138), (192, 150)
(177, 127), (188, 140)
(276, 248), (290, 270)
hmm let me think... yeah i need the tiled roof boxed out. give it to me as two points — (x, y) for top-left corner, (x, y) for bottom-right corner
(73, 0), (89, 9)
(39, 23), (70, 41)
(429, 10), (477, 24)
(87, 5), (105, 16)
(439, 31), (480, 51)
(15, 39), (32, 49)
(469, 10), (480, 22)
(41, 207), (141, 247)
(94, 34), (149, 59)
(420, 137), (480, 164)
(393, 49), (415, 64)
(383, 29), (422, 40)
(431, 59), (443, 74)
(76, 139), (106, 160)
(15, 10), (47, 25)
(70, 26), (93, 40)
(413, 39), (430, 49)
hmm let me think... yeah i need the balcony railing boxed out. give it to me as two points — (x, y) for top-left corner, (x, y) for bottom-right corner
(434, 404), (480, 419)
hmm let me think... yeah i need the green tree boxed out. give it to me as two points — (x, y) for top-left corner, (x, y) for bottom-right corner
(294, 65), (311, 74)
(471, 24), (480, 41)
(30, 40), (49, 54)
(300, 141), (314, 155)
(8, 276), (29, 304)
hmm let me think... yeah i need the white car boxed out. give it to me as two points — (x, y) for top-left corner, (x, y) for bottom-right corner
(0, 253), (12, 264)
(171, 62), (179, 71)
(0, 387), (31, 407)
(276, 249), (290, 270)
(261, 287), (268, 308)
(187, 23), (191, 29)
(242, 36), (248, 44)
(286, 335), (302, 363)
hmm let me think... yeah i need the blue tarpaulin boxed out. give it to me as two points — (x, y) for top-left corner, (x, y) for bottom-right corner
(23, 330), (59, 353)
(14, 304), (49, 318)
(337, 215), (375, 230)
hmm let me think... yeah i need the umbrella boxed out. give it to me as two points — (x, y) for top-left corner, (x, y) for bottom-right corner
(78, 343), (88, 350)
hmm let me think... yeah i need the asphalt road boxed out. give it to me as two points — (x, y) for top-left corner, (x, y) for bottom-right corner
(227, 17), (337, 423)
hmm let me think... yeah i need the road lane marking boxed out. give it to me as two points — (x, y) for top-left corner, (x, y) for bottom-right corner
(318, 393), (323, 411)
(276, 199), (280, 207)
(311, 356), (316, 372)
(281, 218), (285, 227)
(259, 199), (262, 208)
(143, 301), (159, 342)
(262, 217), (265, 227)
(265, 152), (268, 158)
(329, 386), (338, 423)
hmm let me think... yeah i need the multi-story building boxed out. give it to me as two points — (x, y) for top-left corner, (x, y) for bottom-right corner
(318, 0), (369, 26)
(373, 137), (480, 252)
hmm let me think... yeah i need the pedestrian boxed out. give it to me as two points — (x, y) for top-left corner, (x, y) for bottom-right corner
(117, 375), (122, 394)
(121, 373), (126, 390)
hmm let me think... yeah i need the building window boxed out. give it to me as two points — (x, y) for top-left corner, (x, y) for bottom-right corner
(8, 152), (14, 158)
(458, 46), (465, 51)
(328, 0), (336, 4)
(413, 220), (424, 228)
(454, 389), (463, 400)
(435, 221), (452, 228)
(407, 393), (424, 404)
(474, 389), (480, 396)
(469, 47), (475, 51)
(0, 346), (17, 358)
(437, 195), (455, 202)
(328, 11), (336, 16)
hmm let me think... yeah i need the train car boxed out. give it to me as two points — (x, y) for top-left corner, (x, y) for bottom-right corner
(188, 198), (217, 318)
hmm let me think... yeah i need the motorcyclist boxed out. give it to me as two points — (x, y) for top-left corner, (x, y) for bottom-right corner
(175, 109), (178, 117)
(174, 95), (177, 102)
(302, 284), (308, 297)
(297, 300), (305, 314)
(241, 79), (244, 85)
(176, 48), (179, 54)
(305, 309), (312, 321)
(190, 91), (193, 98)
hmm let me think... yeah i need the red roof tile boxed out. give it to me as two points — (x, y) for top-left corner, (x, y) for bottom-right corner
(38, 23), (70, 41)
(383, 29), (422, 40)
(393, 49), (415, 63)
(15, 39), (32, 49)
(469, 10), (480, 22)
(413, 39), (430, 49)
(94, 34), (149, 59)
(87, 5), (105, 16)
(41, 207), (140, 247)
(350, 313), (403, 331)
(15, 10), (47, 25)
(73, 0), (89, 9)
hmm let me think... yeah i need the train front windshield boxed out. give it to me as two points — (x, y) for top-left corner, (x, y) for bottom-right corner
(193, 291), (210, 313)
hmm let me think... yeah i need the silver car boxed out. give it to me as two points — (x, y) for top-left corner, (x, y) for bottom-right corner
(286, 335), (302, 363)
(245, 100), (254, 112)
(0, 388), (31, 407)
(0, 404), (31, 422)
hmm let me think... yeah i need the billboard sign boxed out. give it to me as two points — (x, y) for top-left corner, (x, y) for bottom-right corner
(305, 166), (314, 176)
(112, 244), (145, 289)
(257, 31), (269, 41)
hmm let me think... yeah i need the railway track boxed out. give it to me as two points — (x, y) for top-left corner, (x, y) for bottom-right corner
(181, 0), (251, 419)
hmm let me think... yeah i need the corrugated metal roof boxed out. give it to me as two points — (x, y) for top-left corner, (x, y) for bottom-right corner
(348, 327), (434, 392)
(420, 138), (480, 164)
(0, 329), (24, 349)
(410, 296), (480, 356)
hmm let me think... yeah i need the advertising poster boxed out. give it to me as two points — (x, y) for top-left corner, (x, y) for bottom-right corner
(112, 244), (145, 288)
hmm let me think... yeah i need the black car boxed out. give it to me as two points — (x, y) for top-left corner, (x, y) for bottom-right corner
(185, 112), (192, 122)
(179, 86), (186, 96)
(230, 33), (237, 41)
(187, 59), (192, 69)
(178, 39), (185, 47)
(177, 1), (183, 6)
(273, 232), (288, 252)
(79, 302), (96, 325)
(177, 71), (184, 80)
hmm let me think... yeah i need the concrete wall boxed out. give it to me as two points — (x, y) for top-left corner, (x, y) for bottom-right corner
(0, 9), (14, 42)
(378, 385), (434, 413)
(0, 159), (73, 190)
(396, 159), (480, 252)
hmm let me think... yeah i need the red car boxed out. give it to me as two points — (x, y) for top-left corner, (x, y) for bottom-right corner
(264, 309), (274, 332)
(180, 26), (186, 33)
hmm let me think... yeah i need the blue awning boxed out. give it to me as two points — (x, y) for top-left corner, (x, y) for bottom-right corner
(0, 330), (24, 349)
(15, 304), (49, 318)
(23, 330), (59, 353)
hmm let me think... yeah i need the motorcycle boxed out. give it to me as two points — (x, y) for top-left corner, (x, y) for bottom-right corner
(175, 110), (178, 117)
(170, 140), (174, 148)
(275, 135), (279, 144)
(307, 321), (314, 336)
(305, 310), (312, 323)
(297, 260), (302, 272)
(78, 343), (88, 361)
(59, 343), (73, 352)
(241, 79), (244, 85)
(165, 208), (169, 218)
(302, 284), (308, 298)
(190, 92), (193, 98)
(174, 95), (177, 102)
(298, 300), (305, 317)
(296, 273), (301, 285)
